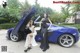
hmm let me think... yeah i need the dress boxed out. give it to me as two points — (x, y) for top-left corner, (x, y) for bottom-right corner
(40, 18), (49, 49)
(24, 26), (38, 48)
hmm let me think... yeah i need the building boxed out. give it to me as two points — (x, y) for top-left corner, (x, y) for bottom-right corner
(65, 11), (80, 24)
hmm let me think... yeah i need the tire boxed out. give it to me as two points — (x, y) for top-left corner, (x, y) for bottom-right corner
(10, 33), (20, 42)
(58, 34), (75, 48)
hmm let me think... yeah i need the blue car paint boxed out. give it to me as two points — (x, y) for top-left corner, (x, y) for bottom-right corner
(7, 23), (79, 44)
(11, 7), (37, 36)
(35, 24), (79, 43)
(6, 6), (79, 45)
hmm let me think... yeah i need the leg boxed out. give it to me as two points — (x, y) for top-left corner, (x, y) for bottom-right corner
(25, 34), (30, 49)
(31, 31), (38, 46)
(40, 29), (44, 49)
(42, 29), (49, 51)
(24, 33), (33, 52)
(40, 28), (46, 49)
(28, 33), (33, 48)
(44, 32), (49, 48)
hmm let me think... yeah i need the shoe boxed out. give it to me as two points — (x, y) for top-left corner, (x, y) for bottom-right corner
(24, 49), (28, 52)
(40, 46), (43, 49)
(43, 49), (47, 52)
(42, 47), (49, 52)
(28, 47), (32, 50)
(24, 47), (32, 52)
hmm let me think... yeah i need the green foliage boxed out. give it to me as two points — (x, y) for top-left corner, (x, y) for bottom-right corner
(7, 0), (22, 22)
(0, 8), (10, 21)
(61, 4), (73, 19)
(0, 18), (9, 24)
(1, 0), (79, 26)
(0, 23), (17, 29)
(50, 12), (65, 23)
(72, 0), (80, 12)
(58, 24), (80, 31)
(0, 0), (20, 23)
(0, 0), (31, 23)
(20, 0), (30, 12)
(34, 4), (53, 17)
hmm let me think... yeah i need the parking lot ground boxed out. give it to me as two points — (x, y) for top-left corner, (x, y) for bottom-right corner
(0, 30), (80, 53)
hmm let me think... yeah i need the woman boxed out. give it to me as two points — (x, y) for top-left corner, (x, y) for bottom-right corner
(24, 20), (38, 52)
(40, 13), (51, 52)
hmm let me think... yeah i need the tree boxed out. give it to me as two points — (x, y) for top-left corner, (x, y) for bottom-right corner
(0, 0), (30, 23)
(72, 0), (80, 12)
(50, 11), (65, 23)
(19, 0), (31, 17)
(61, 4), (72, 19)
(7, 0), (21, 22)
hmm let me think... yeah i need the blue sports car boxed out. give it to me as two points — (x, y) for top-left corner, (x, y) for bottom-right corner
(35, 23), (79, 47)
(6, 7), (79, 48)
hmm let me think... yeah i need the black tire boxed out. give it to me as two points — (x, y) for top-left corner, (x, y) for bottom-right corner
(58, 34), (75, 48)
(10, 33), (20, 42)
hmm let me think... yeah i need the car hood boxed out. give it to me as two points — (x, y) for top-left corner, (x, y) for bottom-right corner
(48, 24), (77, 32)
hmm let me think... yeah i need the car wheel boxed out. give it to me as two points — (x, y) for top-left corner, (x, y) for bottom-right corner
(58, 34), (75, 48)
(10, 33), (19, 42)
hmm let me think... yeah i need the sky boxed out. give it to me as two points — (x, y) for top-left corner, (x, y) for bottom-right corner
(19, 0), (72, 12)
(19, 0), (66, 12)
(0, 0), (72, 12)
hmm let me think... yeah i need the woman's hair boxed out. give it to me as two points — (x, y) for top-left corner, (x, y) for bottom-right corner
(43, 13), (48, 18)
(29, 20), (33, 27)
(46, 13), (49, 18)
